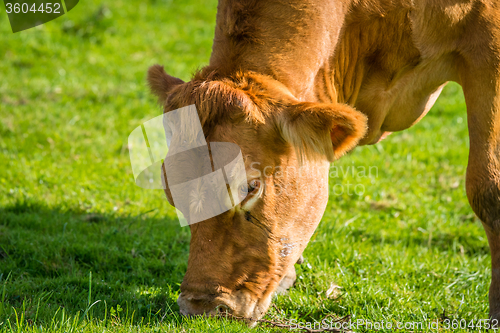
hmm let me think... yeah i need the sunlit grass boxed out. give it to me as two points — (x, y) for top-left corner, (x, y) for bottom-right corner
(0, 0), (490, 332)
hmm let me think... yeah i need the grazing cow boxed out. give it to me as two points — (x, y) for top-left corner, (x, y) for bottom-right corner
(148, 0), (500, 321)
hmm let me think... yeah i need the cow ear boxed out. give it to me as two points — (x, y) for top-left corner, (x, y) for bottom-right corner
(278, 102), (368, 162)
(147, 64), (185, 105)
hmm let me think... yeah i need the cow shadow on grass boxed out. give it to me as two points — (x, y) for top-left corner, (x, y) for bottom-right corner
(0, 199), (190, 326)
(4, 199), (484, 327)
(0, 199), (346, 329)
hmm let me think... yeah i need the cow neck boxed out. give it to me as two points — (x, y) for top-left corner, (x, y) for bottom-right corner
(208, 0), (350, 102)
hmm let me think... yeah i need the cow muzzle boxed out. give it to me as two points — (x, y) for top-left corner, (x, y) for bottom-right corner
(177, 289), (270, 323)
(177, 293), (231, 316)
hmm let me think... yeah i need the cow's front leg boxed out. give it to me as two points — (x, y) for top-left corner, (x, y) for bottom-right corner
(275, 255), (304, 294)
(461, 55), (500, 320)
(483, 226), (500, 322)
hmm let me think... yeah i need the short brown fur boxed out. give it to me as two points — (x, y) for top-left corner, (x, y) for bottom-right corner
(148, 0), (500, 321)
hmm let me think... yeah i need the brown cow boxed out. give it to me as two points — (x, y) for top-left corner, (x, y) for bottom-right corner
(148, 0), (500, 322)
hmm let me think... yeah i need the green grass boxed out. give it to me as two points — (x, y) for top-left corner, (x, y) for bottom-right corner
(0, 0), (492, 332)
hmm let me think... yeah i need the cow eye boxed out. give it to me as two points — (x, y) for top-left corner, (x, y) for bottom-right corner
(248, 179), (260, 193)
(238, 179), (260, 200)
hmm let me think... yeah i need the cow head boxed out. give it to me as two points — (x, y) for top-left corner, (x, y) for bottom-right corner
(147, 65), (367, 321)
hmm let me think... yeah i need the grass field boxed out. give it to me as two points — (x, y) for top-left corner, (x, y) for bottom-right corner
(0, 0), (492, 332)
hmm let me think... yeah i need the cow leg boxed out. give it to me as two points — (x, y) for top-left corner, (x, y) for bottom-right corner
(275, 255), (304, 294)
(276, 266), (297, 295)
(296, 254), (304, 264)
(461, 60), (500, 320)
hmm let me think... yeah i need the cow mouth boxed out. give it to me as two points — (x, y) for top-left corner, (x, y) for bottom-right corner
(177, 284), (276, 324)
